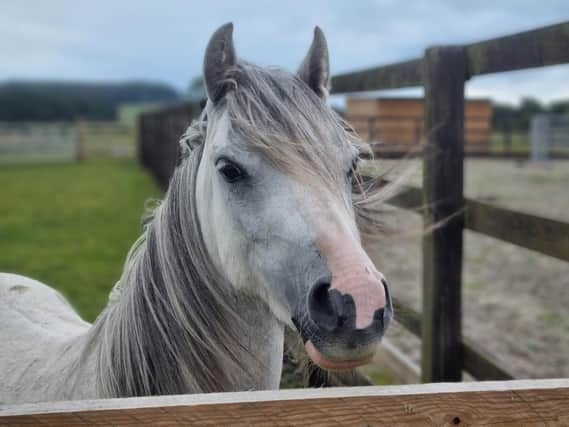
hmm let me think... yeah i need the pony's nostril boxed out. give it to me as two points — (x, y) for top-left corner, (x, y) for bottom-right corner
(309, 281), (360, 332)
(308, 281), (337, 331)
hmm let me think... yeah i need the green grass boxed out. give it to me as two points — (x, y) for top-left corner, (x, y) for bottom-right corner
(489, 131), (529, 152)
(0, 159), (161, 321)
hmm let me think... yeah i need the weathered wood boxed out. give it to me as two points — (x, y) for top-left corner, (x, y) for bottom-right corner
(2, 380), (568, 426)
(378, 179), (569, 262)
(358, 175), (423, 211)
(422, 46), (467, 383)
(384, 185), (424, 211)
(463, 338), (514, 381)
(467, 21), (569, 76)
(465, 199), (569, 262)
(373, 338), (421, 384)
(392, 297), (515, 381)
(331, 58), (423, 94)
(138, 101), (202, 190)
(332, 22), (569, 93)
(392, 297), (422, 337)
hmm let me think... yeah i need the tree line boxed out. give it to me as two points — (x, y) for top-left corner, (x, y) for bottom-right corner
(493, 98), (569, 132)
(0, 81), (179, 122)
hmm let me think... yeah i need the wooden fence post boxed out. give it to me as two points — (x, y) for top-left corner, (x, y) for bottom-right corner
(75, 120), (87, 161)
(422, 46), (467, 382)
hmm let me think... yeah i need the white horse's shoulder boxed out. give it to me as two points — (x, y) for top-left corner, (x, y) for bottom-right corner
(0, 273), (93, 404)
(0, 273), (90, 335)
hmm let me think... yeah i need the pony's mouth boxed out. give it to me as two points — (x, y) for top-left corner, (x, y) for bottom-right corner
(305, 340), (373, 370)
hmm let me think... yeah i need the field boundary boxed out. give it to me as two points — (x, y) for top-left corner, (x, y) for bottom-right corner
(2, 379), (568, 425)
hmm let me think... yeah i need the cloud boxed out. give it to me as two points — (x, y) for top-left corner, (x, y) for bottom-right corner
(1, 0), (568, 104)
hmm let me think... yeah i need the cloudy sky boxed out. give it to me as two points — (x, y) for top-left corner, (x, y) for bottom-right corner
(2, 0), (569, 105)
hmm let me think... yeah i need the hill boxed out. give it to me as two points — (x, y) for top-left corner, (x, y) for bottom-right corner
(0, 81), (179, 122)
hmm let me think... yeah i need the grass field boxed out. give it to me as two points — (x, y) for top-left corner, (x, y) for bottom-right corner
(0, 159), (160, 321)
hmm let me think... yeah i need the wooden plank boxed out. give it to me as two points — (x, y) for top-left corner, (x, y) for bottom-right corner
(358, 175), (423, 211)
(331, 58), (422, 94)
(385, 185), (423, 211)
(373, 338), (421, 384)
(392, 296), (422, 337)
(465, 199), (569, 262)
(422, 46), (467, 383)
(393, 297), (514, 381)
(381, 182), (569, 262)
(463, 338), (514, 381)
(467, 21), (569, 76)
(2, 380), (568, 426)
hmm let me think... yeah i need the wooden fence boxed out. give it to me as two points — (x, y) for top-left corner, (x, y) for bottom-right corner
(137, 21), (569, 383)
(76, 121), (135, 160)
(1, 379), (568, 425)
(352, 21), (569, 383)
(138, 102), (203, 189)
(0, 122), (77, 164)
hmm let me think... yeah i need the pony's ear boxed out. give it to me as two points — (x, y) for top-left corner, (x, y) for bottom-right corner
(203, 22), (236, 103)
(297, 26), (330, 99)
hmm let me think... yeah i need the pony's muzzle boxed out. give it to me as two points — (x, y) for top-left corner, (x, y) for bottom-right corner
(299, 278), (393, 370)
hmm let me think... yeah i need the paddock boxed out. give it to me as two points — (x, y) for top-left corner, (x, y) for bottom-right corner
(2, 19), (569, 427)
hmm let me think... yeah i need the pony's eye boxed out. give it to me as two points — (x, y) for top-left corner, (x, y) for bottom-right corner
(216, 159), (247, 183)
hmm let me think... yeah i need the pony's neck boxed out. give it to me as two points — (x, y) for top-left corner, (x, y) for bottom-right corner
(81, 150), (284, 397)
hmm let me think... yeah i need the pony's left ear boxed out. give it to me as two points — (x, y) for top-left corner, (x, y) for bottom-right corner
(203, 22), (237, 103)
(298, 26), (330, 99)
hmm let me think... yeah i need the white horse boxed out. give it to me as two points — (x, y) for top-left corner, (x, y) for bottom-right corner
(0, 23), (393, 404)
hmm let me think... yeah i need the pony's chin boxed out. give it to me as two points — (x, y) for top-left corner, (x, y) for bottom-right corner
(305, 340), (373, 371)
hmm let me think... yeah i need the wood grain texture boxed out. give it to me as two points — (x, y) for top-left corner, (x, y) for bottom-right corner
(138, 101), (202, 190)
(331, 59), (423, 94)
(373, 339), (421, 384)
(379, 179), (569, 263)
(392, 296), (514, 381)
(465, 199), (569, 262)
(422, 46), (467, 383)
(2, 380), (568, 426)
(467, 21), (569, 76)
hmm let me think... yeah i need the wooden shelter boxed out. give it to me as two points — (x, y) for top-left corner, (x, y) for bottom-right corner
(346, 97), (492, 152)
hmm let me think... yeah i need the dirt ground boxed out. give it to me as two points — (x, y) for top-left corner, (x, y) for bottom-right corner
(364, 158), (569, 380)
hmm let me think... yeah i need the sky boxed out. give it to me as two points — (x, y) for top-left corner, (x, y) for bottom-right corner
(2, 0), (569, 106)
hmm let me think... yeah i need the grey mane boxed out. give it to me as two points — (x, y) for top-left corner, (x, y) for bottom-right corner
(76, 141), (260, 397)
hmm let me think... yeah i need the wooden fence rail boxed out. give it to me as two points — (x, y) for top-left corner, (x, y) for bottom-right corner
(331, 21), (569, 93)
(2, 379), (568, 426)
(138, 20), (569, 384)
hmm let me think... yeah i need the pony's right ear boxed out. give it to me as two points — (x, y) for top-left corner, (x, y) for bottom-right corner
(203, 22), (237, 103)
(297, 26), (330, 99)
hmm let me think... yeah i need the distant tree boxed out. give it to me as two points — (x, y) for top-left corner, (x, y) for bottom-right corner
(187, 76), (206, 102)
(492, 103), (517, 131)
(549, 100), (569, 115)
(0, 81), (180, 122)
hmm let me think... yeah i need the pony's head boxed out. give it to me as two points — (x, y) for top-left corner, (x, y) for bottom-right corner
(184, 23), (392, 370)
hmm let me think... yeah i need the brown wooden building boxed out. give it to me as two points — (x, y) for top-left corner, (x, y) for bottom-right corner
(346, 97), (492, 153)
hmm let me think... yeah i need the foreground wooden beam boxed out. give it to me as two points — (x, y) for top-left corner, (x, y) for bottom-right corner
(1, 379), (568, 426)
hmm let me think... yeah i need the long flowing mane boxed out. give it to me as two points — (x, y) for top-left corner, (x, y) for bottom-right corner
(76, 140), (262, 397)
(74, 59), (393, 398)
